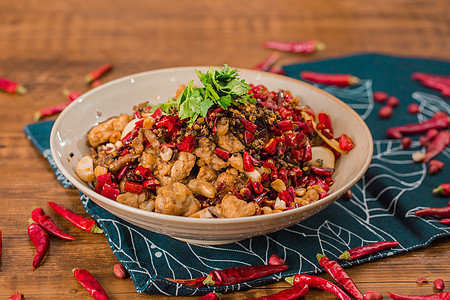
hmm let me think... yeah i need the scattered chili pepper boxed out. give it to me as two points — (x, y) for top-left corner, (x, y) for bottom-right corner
(268, 254), (285, 266)
(252, 52), (280, 71)
(386, 114), (450, 139)
(415, 206), (450, 217)
(215, 148), (230, 161)
(300, 71), (360, 87)
(203, 264), (288, 287)
(114, 263), (129, 279)
(432, 184), (450, 196)
(408, 103), (421, 114)
(387, 96), (400, 107)
(317, 254), (363, 300)
(244, 282), (309, 300)
(434, 279), (445, 290)
(237, 115), (258, 133)
(8, 292), (25, 300)
(166, 276), (208, 287)
(0, 77), (27, 94)
(417, 277), (429, 283)
(363, 290), (383, 300)
(48, 202), (103, 233)
(197, 292), (221, 300)
(286, 274), (351, 300)
(31, 207), (75, 241)
(388, 292), (450, 300)
(339, 241), (400, 260)
(373, 91), (388, 103)
(178, 135), (196, 153)
(338, 134), (354, 152)
(28, 222), (50, 269)
(412, 72), (450, 97)
(123, 181), (144, 194)
(85, 63), (113, 84)
(73, 268), (110, 300)
(441, 219), (450, 225)
(62, 89), (82, 101)
(379, 105), (393, 119)
(424, 130), (450, 163)
(263, 40), (325, 53)
(412, 72), (450, 85)
(429, 160), (444, 175)
(402, 137), (412, 149)
(34, 102), (71, 121)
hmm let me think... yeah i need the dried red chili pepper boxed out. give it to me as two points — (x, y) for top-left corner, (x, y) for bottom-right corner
(286, 274), (351, 300)
(388, 291), (450, 300)
(28, 222), (50, 269)
(34, 102), (71, 121)
(252, 52), (280, 71)
(338, 134), (354, 152)
(197, 292), (221, 300)
(424, 130), (450, 163)
(300, 71), (360, 87)
(429, 160), (444, 175)
(244, 282), (309, 300)
(318, 112), (334, 135)
(412, 72), (450, 84)
(123, 181), (144, 194)
(311, 166), (334, 176)
(263, 40), (325, 53)
(317, 254), (363, 300)
(31, 207), (75, 241)
(237, 115), (258, 133)
(0, 77), (27, 94)
(386, 115), (450, 139)
(203, 264), (288, 286)
(166, 276), (208, 287)
(100, 183), (120, 200)
(85, 63), (113, 84)
(441, 219), (450, 225)
(73, 268), (110, 300)
(215, 148), (230, 161)
(432, 184), (450, 196)
(48, 202), (103, 233)
(434, 279), (445, 290)
(363, 290), (383, 300)
(415, 206), (450, 217)
(413, 74), (450, 97)
(339, 241), (400, 260)
(62, 89), (82, 101)
(7, 292), (25, 300)
(268, 254), (285, 266)
(178, 135), (196, 153)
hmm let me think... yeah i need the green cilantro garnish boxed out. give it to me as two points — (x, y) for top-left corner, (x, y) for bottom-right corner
(151, 65), (252, 126)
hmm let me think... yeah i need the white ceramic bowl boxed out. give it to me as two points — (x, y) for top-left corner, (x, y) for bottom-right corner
(50, 66), (373, 245)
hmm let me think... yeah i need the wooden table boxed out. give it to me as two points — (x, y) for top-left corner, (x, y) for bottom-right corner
(1, 0), (449, 298)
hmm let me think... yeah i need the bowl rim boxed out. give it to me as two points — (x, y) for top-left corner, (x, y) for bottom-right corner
(50, 66), (373, 225)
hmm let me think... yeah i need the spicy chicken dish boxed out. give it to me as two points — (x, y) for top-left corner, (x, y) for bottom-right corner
(75, 66), (354, 218)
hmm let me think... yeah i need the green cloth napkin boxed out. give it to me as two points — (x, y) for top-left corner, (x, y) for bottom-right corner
(24, 53), (450, 296)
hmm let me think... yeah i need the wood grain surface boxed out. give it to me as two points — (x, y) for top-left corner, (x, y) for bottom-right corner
(0, 0), (449, 298)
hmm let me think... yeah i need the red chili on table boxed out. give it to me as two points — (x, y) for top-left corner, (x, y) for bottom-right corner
(7, 292), (25, 300)
(317, 254), (363, 300)
(433, 183), (450, 196)
(286, 274), (351, 300)
(415, 206), (450, 217)
(244, 282), (309, 300)
(202, 264), (289, 287)
(73, 268), (110, 300)
(48, 202), (103, 233)
(300, 71), (360, 87)
(197, 292), (221, 300)
(388, 291), (450, 300)
(85, 63), (113, 84)
(339, 241), (400, 261)
(252, 52), (280, 71)
(434, 279), (445, 290)
(31, 207), (75, 241)
(28, 222), (50, 269)
(34, 102), (71, 121)
(0, 77), (27, 94)
(263, 40), (325, 53)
